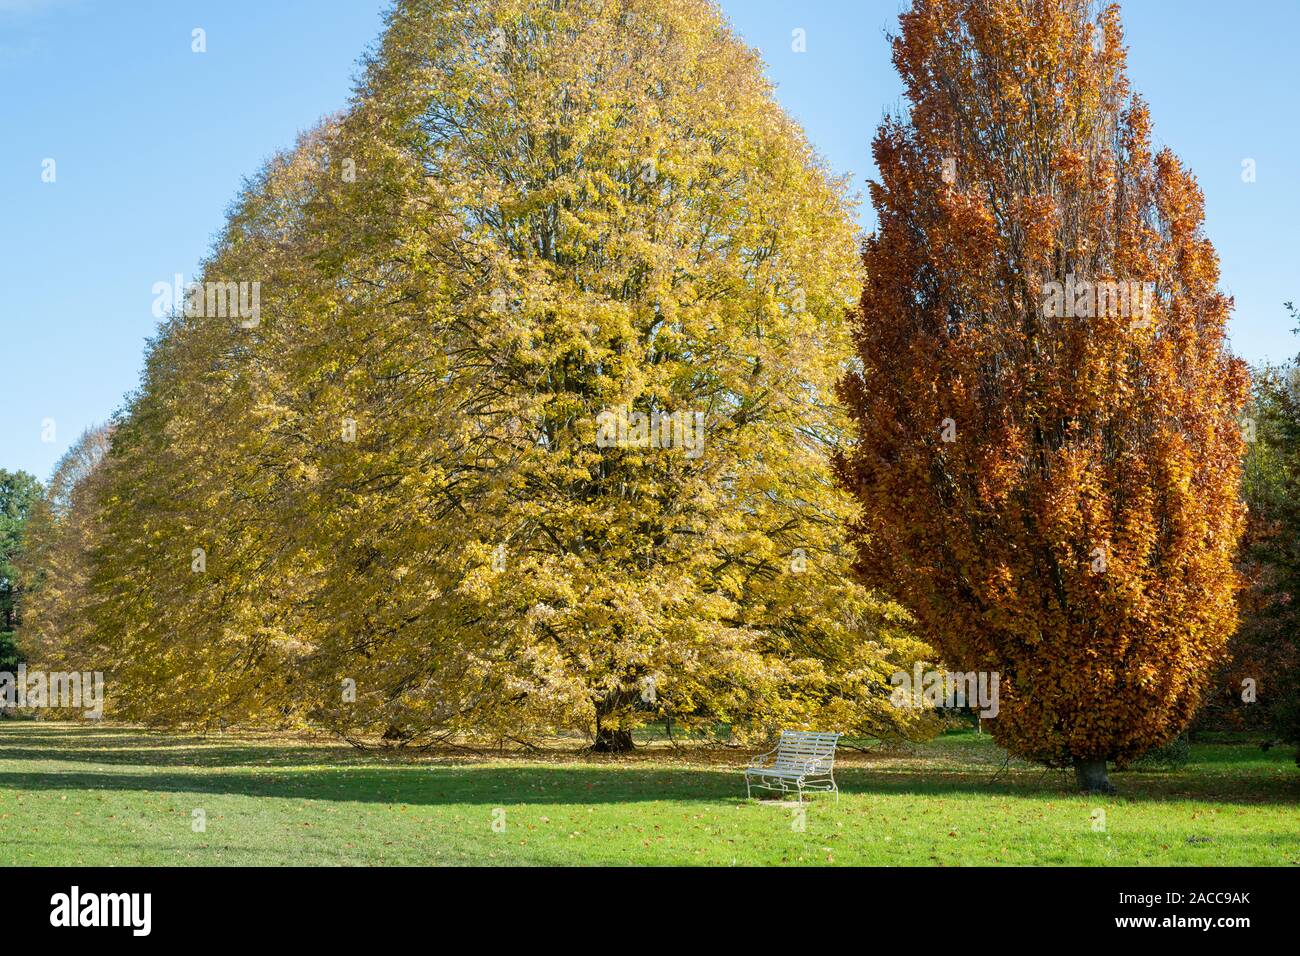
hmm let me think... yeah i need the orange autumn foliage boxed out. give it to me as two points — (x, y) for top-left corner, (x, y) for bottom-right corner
(836, 0), (1248, 771)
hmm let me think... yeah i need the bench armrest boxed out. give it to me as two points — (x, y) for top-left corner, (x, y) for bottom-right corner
(747, 747), (778, 769)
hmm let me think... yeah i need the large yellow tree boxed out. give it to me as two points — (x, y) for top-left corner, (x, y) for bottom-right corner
(55, 0), (937, 749)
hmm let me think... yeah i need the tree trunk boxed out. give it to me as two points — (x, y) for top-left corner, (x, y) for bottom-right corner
(590, 727), (636, 753)
(591, 690), (637, 754)
(1073, 757), (1115, 794)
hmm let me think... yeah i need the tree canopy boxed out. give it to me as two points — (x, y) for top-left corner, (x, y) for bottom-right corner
(0, 468), (42, 668)
(836, 0), (1248, 791)
(26, 0), (937, 750)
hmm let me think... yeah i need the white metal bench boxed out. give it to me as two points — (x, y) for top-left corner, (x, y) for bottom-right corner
(744, 730), (842, 802)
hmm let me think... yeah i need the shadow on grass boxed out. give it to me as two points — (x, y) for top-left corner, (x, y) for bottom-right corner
(0, 743), (361, 769)
(0, 723), (1296, 808)
(0, 725), (358, 766)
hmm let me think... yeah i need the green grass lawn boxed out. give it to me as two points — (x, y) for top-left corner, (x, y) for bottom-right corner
(0, 722), (1296, 866)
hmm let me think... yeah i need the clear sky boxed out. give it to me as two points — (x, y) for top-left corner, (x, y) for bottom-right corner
(4, 0), (1298, 481)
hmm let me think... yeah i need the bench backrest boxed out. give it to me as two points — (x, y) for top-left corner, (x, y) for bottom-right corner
(773, 731), (841, 773)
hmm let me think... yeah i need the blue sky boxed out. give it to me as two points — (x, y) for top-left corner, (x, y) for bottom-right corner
(3, 0), (1298, 481)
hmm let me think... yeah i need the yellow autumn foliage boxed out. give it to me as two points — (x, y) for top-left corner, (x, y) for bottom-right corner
(23, 0), (939, 750)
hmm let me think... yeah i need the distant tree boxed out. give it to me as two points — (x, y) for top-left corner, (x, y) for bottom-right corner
(837, 0), (1247, 792)
(16, 426), (112, 674)
(0, 470), (41, 631)
(1225, 309), (1300, 761)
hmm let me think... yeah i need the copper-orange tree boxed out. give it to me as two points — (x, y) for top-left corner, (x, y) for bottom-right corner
(836, 0), (1248, 792)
